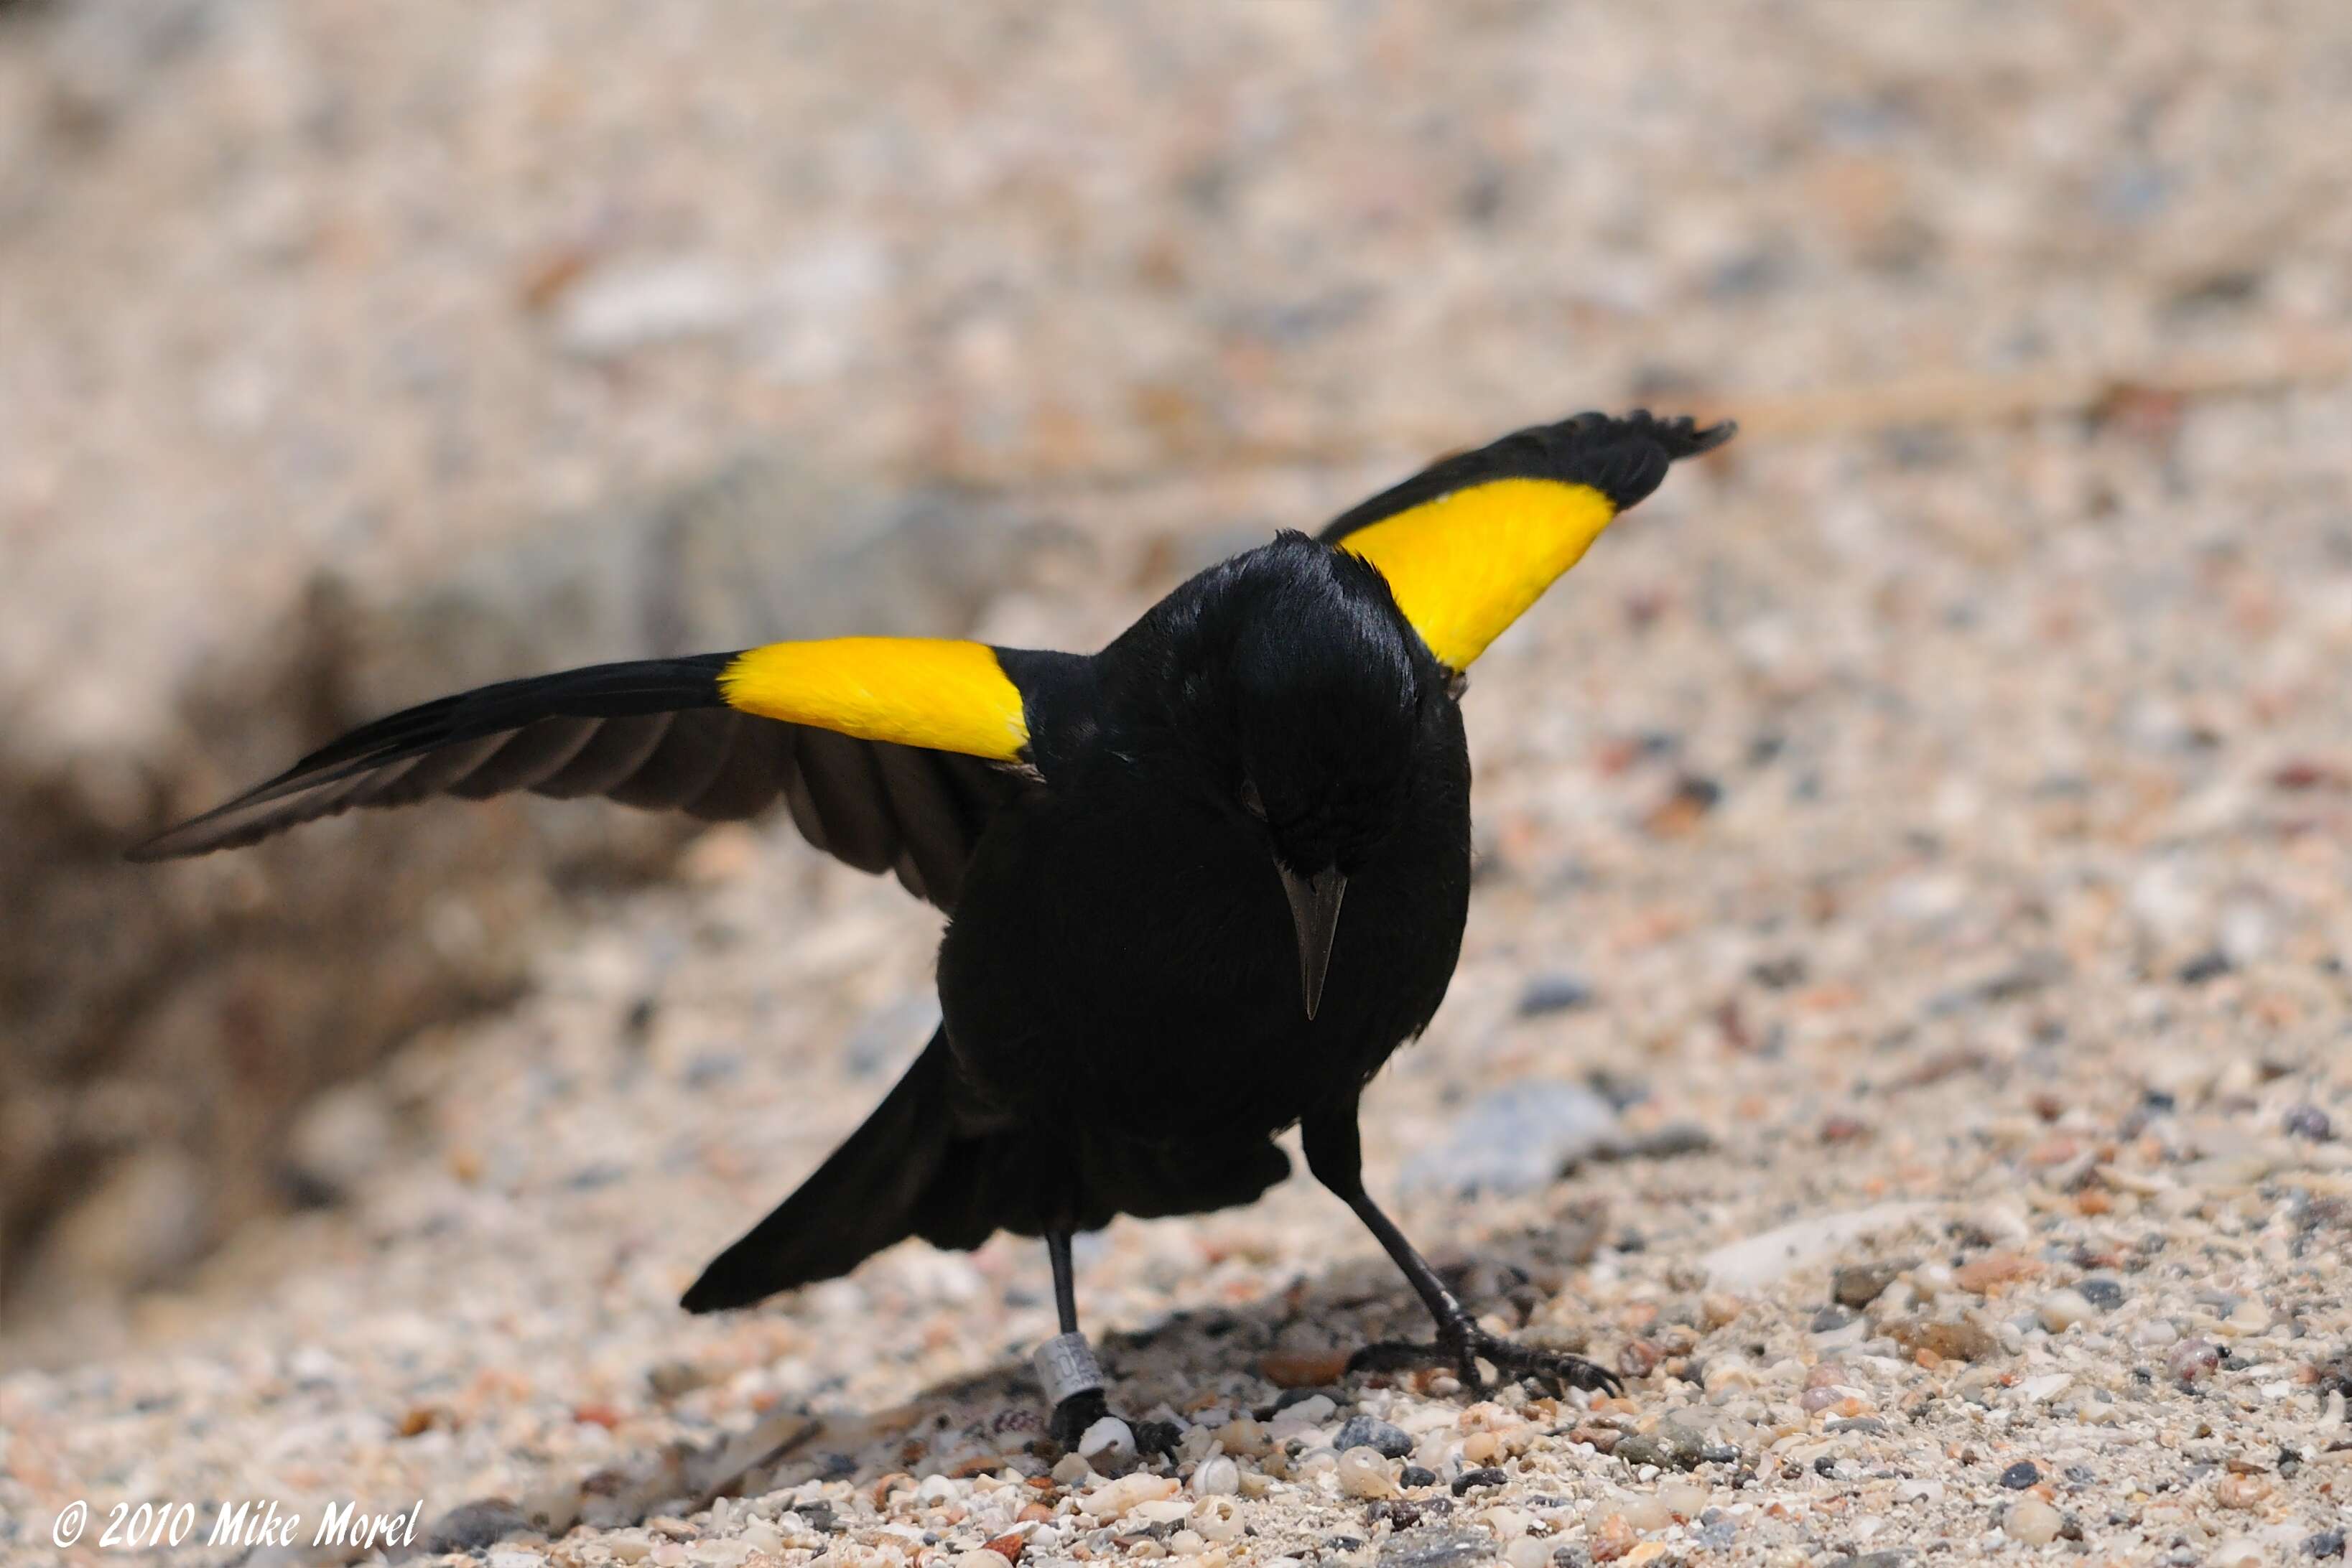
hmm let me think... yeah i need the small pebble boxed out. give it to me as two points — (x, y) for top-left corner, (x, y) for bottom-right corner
(1701, 1355), (1757, 1393)
(1693, 1518), (1739, 1551)
(1658, 1481), (1709, 1520)
(1338, 1447), (1396, 1500)
(2282, 1105), (2333, 1141)
(1954, 1250), (2036, 1294)
(646, 1360), (712, 1400)
(1382, 1526), (1500, 1568)
(1335, 1417), (1416, 1460)
(1081, 1474), (1181, 1521)
(2018, 1373), (2072, 1404)
(1052, 1454), (1094, 1485)
(1080, 1416), (1137, 1467)
(2005, 1497), (2063, 1546)
(1273, 1394), (1337, 1427)
(1192, 1456), (1240, 1496)
(2076, 1277), (2125, 1310)
(1400, 1465), (1438, 1490)
(1831, 1261), (1907, 1309)
(1517, 973), (1596, 1015)
(1505, 1537), (1549, 1568)
(2214, 1474), (2269, 1508)
(1612, 1422), (1706, 1472)
(2037, 1289), (2094, 1333)
(2168, 1339), (2222, 1384)
(1216, 1419), (1270, 1457)
(1191, 1497), (1243, 1543)
(1902, 1318), (1999, 1362)
(1451, 1467), (1507, 1495)
(1587, 1514), (1637, 1559)
(1620, 1495), (1670, 1531)
(1999, 1460), (2041, 1490)
(420, 1499), (534, 1555)
(2302, 1529), (2346, 1558)
(1336, 1448), (1382, 1504)
(2178, 949), (2233, 984)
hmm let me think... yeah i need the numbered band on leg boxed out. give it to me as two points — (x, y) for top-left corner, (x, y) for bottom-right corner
(1033, 1332), (1105, 1406)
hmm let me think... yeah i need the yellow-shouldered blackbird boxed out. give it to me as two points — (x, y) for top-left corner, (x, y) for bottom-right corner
(134, 410), (1734, 1440)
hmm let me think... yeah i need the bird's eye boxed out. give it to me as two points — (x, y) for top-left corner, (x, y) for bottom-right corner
(1238, 776), (1267, 821)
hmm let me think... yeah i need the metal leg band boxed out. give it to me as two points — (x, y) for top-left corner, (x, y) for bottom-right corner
(1032, 1331), (1105, 1406)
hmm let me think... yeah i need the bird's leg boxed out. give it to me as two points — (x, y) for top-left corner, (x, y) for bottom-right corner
(1039, 1230), (1111, 1447)
(1302, 1104), (1622, 1399)
(1036, 1236), (1182, 1457)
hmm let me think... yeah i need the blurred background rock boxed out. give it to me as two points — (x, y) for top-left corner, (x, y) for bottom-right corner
(1, 0), (2346, 1340)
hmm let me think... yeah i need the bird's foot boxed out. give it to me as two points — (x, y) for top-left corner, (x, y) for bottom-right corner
(1349, 1326), (1622, 1399)
(1035, 1330), (1181, 1457)
(1049, 1388), (1110, 1449)
(1046, 1390), (1181, 1458)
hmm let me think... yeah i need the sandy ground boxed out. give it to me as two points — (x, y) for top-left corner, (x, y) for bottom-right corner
(6, 3), (2352, 1567)
(9, 396), (2352, 1567)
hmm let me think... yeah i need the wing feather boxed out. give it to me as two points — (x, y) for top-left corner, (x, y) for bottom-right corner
(874, 744), (978, 907)
(604, 710), (728, 811)
(127, 645), (1057, 915)
(534, 712), (676, 798)
(682, 717), (790, 823)
(791, 726), (898, 874)
(1321, 409), (1734, 671)
(442, 717), (601, 798)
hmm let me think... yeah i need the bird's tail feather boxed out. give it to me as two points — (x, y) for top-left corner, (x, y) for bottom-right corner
(681, 1026), (1295, 1313)
(681, 1027), (963, 1312)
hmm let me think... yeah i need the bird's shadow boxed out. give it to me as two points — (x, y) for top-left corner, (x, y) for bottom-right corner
(618, 1198), (1618, 1529)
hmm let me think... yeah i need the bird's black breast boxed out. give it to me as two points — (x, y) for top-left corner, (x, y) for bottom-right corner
(934, 690), (1472, 1175)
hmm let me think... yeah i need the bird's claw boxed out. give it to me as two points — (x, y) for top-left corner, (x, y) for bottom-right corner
(1349, 1327), (1623, 1399)
(1049, 1389), (1110, 1449)
(1046, 1391), (1183, 1458)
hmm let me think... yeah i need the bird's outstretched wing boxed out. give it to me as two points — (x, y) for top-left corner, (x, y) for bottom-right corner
(1321, 410), (1734, 671)
(129, 638), (1077, 911)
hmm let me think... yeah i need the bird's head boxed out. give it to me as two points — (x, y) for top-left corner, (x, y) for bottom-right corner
(1207, 534), (1443, 1017)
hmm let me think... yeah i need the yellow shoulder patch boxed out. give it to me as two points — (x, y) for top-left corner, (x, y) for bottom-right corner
(718, 638), (1028, 761)
(1337, 477), (1619, 671)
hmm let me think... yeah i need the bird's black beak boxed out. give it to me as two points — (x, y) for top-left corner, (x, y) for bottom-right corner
(1276, 864), (1348, 1020)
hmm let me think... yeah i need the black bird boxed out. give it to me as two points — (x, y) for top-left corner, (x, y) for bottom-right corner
(133, 410), (1734, 1442)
